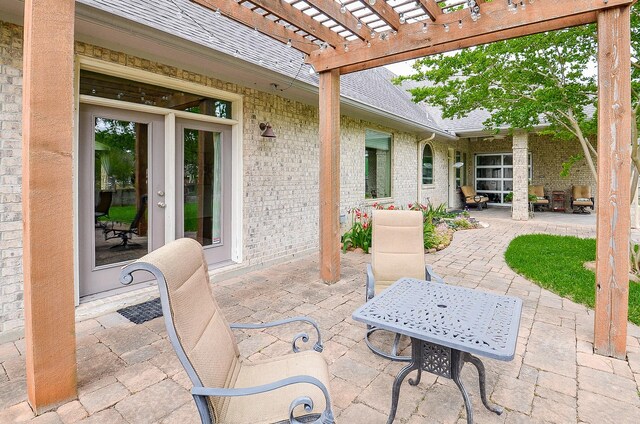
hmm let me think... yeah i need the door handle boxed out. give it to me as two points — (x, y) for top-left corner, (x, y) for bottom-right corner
(157, 202), (166, 208)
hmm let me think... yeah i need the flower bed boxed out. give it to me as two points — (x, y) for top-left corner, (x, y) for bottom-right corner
(341, 202), (480, 254)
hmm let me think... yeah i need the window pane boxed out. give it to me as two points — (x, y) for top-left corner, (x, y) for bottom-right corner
(476, 168), (502, 179)
(503, 154), (513, 166)
(80, 70), (232, 119)
(422, 144), (433, 185)
(477, 155), (501, 166)
(365, 130), (392, 199)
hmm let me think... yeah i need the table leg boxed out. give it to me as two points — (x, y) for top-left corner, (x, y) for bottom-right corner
(387, 361), (418, 424)
(464, 353), (503, 415)
(451, 350), (473, 424)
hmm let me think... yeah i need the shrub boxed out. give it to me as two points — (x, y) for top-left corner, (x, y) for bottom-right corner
(341, 208), (372, 253)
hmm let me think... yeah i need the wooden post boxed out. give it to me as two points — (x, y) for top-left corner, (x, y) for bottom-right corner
(319, 70), (341, 283)
(594, 5), (632, 359)
(22, 0), (77, 412)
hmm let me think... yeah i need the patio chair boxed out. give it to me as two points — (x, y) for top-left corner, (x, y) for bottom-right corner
(120, 238), (334, 424)
(571, 185), (595, 214)
(460, 185), (489, 210)
(94, 190), (113, 228)
(528, 185), (549, 211)
(365, 209), (444, 361)
(103, 194), (147, 249)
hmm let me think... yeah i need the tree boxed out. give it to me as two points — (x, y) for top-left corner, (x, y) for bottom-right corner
(396, 6), (640, 194)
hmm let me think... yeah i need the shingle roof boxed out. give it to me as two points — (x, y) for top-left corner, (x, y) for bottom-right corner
(78, 0), (443, 131)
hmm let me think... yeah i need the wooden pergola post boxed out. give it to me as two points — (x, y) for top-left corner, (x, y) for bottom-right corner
(22, 0), (77, 412)
(594, 5), (632, 359)
(319, 70), (341, 283)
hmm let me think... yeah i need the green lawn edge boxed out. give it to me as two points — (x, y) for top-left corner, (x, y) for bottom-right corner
(504, 234), (640, 326)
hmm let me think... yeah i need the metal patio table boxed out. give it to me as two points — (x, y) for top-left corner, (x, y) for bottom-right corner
(352, 277), (523, 424)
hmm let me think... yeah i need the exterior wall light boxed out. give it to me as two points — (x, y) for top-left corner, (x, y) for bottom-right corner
(259, 122), (276, 138)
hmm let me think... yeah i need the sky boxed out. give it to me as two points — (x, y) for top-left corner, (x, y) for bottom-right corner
(385, 60), (416, 77)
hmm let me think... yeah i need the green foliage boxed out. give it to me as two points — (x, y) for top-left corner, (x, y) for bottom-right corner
(395, 26), (599, 139)
(504, 192), (513, 203)
(101, 202), (199, 231)
(341, 209), (372, 253)
(505, 234), (640, 325)
(560, 154), (584, 178)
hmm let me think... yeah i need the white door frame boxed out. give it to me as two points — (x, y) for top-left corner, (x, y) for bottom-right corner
(448, 148), (456, 209)
(73, 57), (244, 304)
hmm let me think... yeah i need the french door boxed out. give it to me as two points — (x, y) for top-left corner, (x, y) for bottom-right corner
(175, 119), (232, 265)
(79, 105), (234, 298)
(79, 105), (165, 297)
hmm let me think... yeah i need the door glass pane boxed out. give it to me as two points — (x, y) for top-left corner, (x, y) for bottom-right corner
(477, 168), (502, 179)
(503, 154), (513, 166)
(94, 118), (148, 267)
(476, 155), (501, 166)
(183, 129), (222, 246)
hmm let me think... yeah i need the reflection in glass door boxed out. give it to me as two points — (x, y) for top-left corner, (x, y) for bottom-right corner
(177, 120), (232, 265)
(79, 105), (165, 297)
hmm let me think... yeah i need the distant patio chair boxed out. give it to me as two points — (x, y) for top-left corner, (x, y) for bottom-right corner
(103, 194), (147, 249)
(120, 238), (334, 424)
(94, 191), (113, 227)
(460, 185), (489, 210)
(571, 185), (595, 214)
(365, 209), (444, 361)
(529, 185), (550, 211)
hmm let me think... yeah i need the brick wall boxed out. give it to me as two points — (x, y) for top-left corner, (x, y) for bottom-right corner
(0, 20), (441, 337)
(468, 134), (597, 210)
(0, 21), (24, 336)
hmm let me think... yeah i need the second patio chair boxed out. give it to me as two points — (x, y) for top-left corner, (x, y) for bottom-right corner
(365, 209), (444, 361)
(460, 185), (489, 210)
(120, 238), (334, 424)
(571, 185), (595, 214)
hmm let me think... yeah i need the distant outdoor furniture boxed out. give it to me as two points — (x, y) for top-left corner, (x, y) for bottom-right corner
(571, 185), (595, 214)
(103, 194), (147, 249)
(120, 238), (334, 424)
(94, 191), (113, 227)
(366, 210), (444, 361)
(528, 185), (549, 211)
(460, 186), (489, 210)
(551, 191), (566, 212)
(353, 278), (522, 424)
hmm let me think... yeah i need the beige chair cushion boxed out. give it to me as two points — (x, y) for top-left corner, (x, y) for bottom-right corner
(465, 195), (489, 204)
(573, 199), (594, 206)
(533, 198), (550, 205)
(461, 185), (476, 199)
(572, 185), (592, 200)
(372, 210), (425, 295)
(529, 185), (545, 198)
(223, 351), (330, 424)
(135, 238), (240, 421)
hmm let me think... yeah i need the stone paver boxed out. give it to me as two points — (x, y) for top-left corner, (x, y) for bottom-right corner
(1, 212), (639, 422)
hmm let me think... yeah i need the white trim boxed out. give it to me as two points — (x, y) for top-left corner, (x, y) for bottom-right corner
(231, 100), (243, 263)
(79, 95), (238, 125)
(164, 113), (176, 242)
(73, 56), (81, 307)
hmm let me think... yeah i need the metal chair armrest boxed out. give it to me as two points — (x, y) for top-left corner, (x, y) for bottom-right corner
(425, 265), (445, 284)
(192, 375), (334, 424)
(230, 317), (323, 353)
(366, 263), (375, 301)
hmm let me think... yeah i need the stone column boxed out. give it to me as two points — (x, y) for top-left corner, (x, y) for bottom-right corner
(512, 132), (529, 220)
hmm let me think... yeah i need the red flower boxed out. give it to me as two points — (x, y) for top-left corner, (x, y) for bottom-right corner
(388, 205), (395, 210)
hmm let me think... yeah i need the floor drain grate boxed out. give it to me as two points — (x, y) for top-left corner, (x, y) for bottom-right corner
(117, 298), (163, 324)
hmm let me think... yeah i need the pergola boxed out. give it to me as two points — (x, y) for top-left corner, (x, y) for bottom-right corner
(23, 0), (635, 414)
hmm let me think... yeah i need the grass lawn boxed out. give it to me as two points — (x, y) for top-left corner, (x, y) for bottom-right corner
(505, 234), (640, 325)
(100, 203), (199, 232)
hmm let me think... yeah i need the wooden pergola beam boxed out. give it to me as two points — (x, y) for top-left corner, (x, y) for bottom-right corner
(305, 0), (371, 41)
(340, 12), (596, 74)
(362, 0), (401, 30)
(416, 0), (442, 22)
(309, 0), (634, 72)
(247, 0), (346, 48)
(22, 0), (77, 412)
(594, 5), (632, 359)
(319, 70), (341, 283)
(190, 0), (316, 54)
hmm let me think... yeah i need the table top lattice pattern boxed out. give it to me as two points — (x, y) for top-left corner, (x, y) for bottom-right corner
(353, 278), (522, 360)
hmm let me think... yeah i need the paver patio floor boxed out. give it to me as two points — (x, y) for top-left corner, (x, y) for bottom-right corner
(1, 212), (640, 423)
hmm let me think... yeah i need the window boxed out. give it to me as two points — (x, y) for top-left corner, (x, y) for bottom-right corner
(80, 70), (232, 119)
(475, 153), (532, 204)
(422, 144), (434, 185)
(365, 129), (392, 199)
